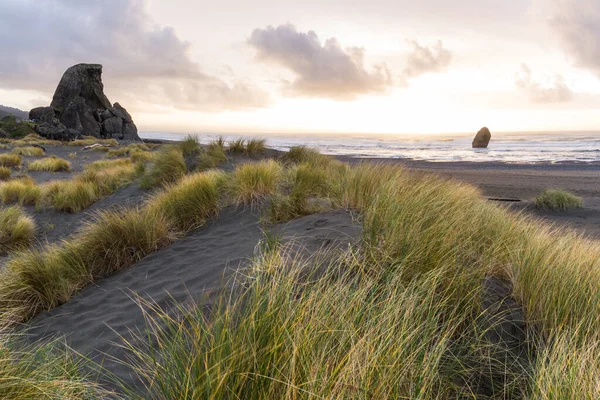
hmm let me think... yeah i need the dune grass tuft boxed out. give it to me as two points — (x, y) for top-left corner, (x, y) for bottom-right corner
(0, 176), (41, 205)
(130, 151), (153, 163)
(141, 147), (186, 189)
(0, 335), (107, 398)
(147, 170), (225, 231)
(197, 143), (227, 171)
(106, 143), (150, 158)
(228, 138), (246, 154)
(0, 154), (21, 168)
(535, 189), (583, 211)
(231, 160), (282, 204)
(27, 156), (71, 172)
(0, 167), (10, 181)
(11, 146), (44, 157)
(0, 205), (36, 255)
(245, 138), (266, 156)
(283, 145), (332, 167)
(179, 135), (201, 156)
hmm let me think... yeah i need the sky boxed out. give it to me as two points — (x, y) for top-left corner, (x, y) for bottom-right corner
(1, 0), (600, 135)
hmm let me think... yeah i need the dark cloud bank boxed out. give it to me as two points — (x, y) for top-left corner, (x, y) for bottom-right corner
(248, 23), (452, 100)
(0, 0), (269, 111)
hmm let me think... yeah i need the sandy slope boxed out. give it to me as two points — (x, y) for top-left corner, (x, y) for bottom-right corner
(23, 208), (361, 392)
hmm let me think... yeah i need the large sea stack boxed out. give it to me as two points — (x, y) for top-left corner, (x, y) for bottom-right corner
(472, 127), (491, 148)
(29, 64), (140, 141)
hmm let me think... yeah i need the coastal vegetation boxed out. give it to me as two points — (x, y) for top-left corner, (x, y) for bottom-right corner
(27, 156), (71, 172)
(0, 167), (10, 181)
(535, 188), (583, 211)
(0, 154), (21, 168)
(0, 144), (598, 398)
(11, 146), (45, 157)
(140, 146), (186, 189)
(0, 205), (35, 255)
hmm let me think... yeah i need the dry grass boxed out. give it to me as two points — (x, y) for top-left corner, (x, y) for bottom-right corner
(106, 143), (150, 158)
(0, 167), (10, 181)
(11, 146), (45, 157)
(0, 154), (21, 168)
(141, 146), (186, 189)
(179, 135), (201, 156)
(27, 156), (71, 172)
(146, 170), (225, 231)
(2, 151), (600, 398)
(0, 176), (41, 205)
(0, 205), (35, 255)
(0, 335), (107, 398)
(231, 160), (282, 204)
(130, 151), (153, 163)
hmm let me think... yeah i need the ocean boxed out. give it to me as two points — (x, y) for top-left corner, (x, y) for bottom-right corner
(139, 131), (600, 164)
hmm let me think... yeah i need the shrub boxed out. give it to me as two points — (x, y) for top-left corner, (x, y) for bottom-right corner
(232, 160), (281, 204)
(27, 156), (71, 172)
(141, 147), (186, 189)
(228, 138), (246, 154)
(0, 115), (36, 138)
(0, 177), (41, 205)
(0, 167), (10, 181)
(245, 138), (266, 156)
(11, 146), (44, 157)
(0, 154), (21, 168)
(179, 135), (201, 156)
(535, 189), (583, 211)
(0, 205), (36, 255)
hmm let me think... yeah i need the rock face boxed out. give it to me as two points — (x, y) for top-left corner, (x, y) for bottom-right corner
(29, 64), (140, 141)
(472, 127), (491, 148)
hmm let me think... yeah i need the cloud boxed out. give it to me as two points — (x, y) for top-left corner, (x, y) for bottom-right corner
(247, 24), (392, 100)
(536, 0), (600, 76)
(0, 0), (269, 111)
(516, 63), (573, 103)
(402, 40), (452, 79)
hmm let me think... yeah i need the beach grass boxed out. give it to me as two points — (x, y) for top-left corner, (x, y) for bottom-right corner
(27, 156), (71, 172)
(130, 150), (153, 163)
(245, 138), (266, 156)
(228, 138), (246, 153)
(0, 335), (107, 399)
(197, 142), (227, 171)
(0, 167), (10, 181)
(0, 205), (35, 255)
(106, 143), (150, 158)
(0, 177), (41, 205)
(535, 189), (583, 211)
(2, 148), (600, 397)
(11, 146), (45, 157)
(0, 154), (21, 168)
(231, 159), (282, 204)
(179, 135), (201, 156)
(146, 170), (225, 231)
(141, 146), (186, 189)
